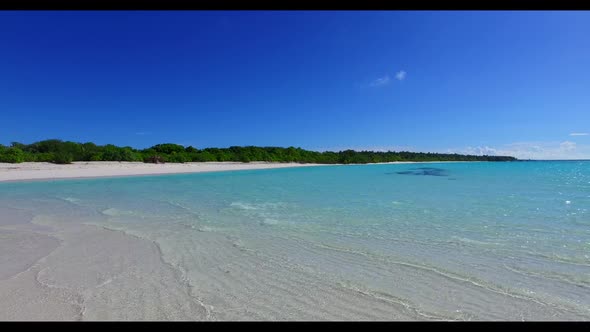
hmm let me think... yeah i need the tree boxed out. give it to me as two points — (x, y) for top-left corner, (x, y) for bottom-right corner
(185, 146), (199, 153)
(0, 140), (518, 164)
(151, 143), (185, 155)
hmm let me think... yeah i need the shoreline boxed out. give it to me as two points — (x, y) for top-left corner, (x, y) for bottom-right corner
(0, 161), (472, 183)
(1, 160), (587, 320)
(0, 161), (327, 183)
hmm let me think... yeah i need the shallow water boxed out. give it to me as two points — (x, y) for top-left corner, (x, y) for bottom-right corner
(1, 161), (589, 320)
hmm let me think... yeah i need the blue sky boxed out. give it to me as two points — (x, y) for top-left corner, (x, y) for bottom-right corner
(1, 11), (589, 159)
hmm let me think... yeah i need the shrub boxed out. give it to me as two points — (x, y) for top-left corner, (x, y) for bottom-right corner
(191, 151), (216, 162)
(119, 148), (142, 162)
(35, 153), (55, 162)
(52, 152), (73, 164)
(23, 152), (37, 162)
(166, 152), (191, 163)
(89, 153), (103, 161)
(0, 147), (25, 163)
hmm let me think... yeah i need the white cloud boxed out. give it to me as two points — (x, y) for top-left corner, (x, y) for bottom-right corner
(395, 70), (406, 81)
(370, 75), (391, 87)
(448, 141), (590, 160)
(560, 141), (576, 151)
(569, 133), (588, 136)
(365, 70), (405, 88)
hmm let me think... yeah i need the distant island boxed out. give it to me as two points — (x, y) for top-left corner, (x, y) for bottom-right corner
(0, 139), (517, 164)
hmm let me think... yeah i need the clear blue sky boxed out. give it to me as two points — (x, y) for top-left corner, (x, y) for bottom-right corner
(1, 11), (589, 159)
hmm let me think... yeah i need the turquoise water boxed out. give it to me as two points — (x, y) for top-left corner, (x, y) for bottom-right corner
(1, 161), (590, 320)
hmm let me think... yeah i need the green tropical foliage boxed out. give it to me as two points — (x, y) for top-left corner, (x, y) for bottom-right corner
(0, 139), (517, 164)
(0, 146), (26, 163)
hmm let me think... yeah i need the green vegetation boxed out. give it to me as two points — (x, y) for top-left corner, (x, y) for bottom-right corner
(52, 152), (74, 164)
(0, 146), (25, 163)
(0, 139), (517, 164)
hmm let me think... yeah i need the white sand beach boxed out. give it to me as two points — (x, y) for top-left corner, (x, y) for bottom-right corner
(0, 161), (329, 182)
(0, 161), (463, 183)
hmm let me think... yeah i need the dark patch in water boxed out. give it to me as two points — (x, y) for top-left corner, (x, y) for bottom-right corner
(390, 167), (449, 177)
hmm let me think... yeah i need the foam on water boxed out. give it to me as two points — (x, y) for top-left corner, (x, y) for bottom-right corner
(1, 161), (590, 320)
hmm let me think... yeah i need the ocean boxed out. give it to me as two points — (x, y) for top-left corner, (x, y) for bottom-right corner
(1, 161), (589, 320)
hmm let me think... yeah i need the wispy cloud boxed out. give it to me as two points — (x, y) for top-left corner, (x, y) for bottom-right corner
(560, 141), (577, 151)
(370, 75), (391, 87)
(569, 133), (588, 136)
(135, 132), (150, 136)
(395, 70), (406, 81)
(365, 70), (406, 88)
(447, 141), (590, 160)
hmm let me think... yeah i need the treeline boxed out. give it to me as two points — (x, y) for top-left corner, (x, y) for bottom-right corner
(0, 139), (517, 164)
